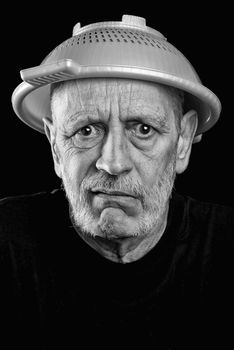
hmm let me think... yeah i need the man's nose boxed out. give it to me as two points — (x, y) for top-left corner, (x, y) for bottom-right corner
(96, 130), (133, 175)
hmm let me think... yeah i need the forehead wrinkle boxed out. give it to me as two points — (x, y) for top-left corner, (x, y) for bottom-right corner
(65, 82), (87, 114)
(60, 83), (99, 126)
(64, 81), (110, 117)
(117, 82), (171, 122)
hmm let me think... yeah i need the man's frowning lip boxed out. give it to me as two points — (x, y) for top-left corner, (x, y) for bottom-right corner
(90, 189), (138, 199)
(90, 189), (142, 215)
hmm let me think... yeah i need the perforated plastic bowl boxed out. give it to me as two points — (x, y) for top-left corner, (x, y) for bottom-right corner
(11, 15), (221, 142)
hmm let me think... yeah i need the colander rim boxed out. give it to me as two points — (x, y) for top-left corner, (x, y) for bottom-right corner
(11, 63), (221, 143)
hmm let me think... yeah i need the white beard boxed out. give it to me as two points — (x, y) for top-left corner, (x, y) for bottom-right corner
(61, 155), (176, 240)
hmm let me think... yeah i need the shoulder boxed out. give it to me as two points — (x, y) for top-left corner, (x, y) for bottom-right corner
(171, 192), (234, 273)
(187, 194), (234, 236)
(0, 188), (67, 243)
(0, 188), (60, 222)
(173, 191), (234, 236)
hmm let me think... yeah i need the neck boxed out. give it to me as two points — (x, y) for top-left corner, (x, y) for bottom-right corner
(73, 205), (170, 264)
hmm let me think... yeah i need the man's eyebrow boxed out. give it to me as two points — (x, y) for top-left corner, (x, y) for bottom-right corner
(125, 111), (170, 130)
(126, 103), (170, 125)
(62, 111), (99, 128)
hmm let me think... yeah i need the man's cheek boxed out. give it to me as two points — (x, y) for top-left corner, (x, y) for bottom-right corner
(61, 154), (80, 183)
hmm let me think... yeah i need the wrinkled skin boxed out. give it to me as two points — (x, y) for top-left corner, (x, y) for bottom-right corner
(44, 78), (197, 263)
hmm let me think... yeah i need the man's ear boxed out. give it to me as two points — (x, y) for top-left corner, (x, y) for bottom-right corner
(176, 110), (198, 174)
(43, 117), (62, 178)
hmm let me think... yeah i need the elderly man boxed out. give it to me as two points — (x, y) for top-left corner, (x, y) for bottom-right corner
(1, 15), (234, 349)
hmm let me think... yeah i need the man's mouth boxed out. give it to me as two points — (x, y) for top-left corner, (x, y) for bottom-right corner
(91, 189), (136, 198)
(90, 189), (140, 215)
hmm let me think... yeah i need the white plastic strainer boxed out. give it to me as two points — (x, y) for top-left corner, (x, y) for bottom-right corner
(11, 15), (221, 142)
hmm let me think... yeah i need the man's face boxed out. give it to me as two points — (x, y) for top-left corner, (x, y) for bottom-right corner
(50, 79), (180, 241)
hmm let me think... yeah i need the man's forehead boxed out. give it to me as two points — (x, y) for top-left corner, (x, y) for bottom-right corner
(56, 79), (172, 102)
(52, 78), (175, 122)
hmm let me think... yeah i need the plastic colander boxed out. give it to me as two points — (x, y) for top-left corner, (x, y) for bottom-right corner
(11, 15), (221, 143)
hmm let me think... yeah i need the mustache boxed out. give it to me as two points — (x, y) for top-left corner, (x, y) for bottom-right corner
(80, 172), (149, 201)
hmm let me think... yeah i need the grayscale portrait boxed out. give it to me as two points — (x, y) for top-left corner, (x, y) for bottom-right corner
(1, 13), (233, 349)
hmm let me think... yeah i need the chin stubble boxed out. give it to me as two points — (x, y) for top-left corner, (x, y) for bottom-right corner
(62, 155), (176, 239)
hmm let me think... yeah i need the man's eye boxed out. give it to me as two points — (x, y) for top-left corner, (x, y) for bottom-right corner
(75, 124), (105, 138)
(78, 125), (95, 136)
(70, 124), (105, 149)
(133, 123), (156, 137)
(138, 124), (152, 135)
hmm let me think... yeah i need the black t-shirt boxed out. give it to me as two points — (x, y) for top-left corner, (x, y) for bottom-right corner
(0, 189), (233, 349)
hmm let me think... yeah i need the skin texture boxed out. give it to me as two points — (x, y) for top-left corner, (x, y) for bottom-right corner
(44, 78), (197, 263)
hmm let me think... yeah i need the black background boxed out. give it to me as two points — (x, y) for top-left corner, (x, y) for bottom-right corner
(2, 4), (233, 207)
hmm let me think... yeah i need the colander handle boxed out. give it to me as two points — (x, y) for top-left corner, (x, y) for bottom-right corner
(20, 59), (80, 86)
